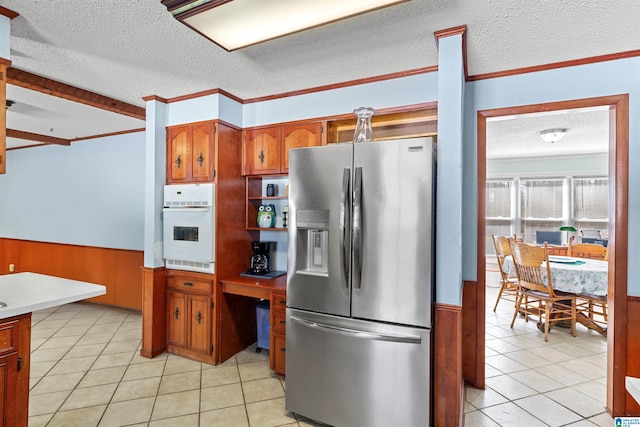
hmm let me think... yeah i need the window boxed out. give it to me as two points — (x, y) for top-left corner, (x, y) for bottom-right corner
(519, 178), (565, 242)
(573, 177), (609, 235)
(486, 176), (608, 249)
(486, 180), (513, 253)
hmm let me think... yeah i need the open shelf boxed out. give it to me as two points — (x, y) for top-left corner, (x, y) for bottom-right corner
(326, 108), (437, 144)
(246, 175), (289, 231)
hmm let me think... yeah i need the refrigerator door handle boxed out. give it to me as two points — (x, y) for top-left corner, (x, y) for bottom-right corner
(290, 315), (422, 344)
(340, 168), (351, 288)
(353, 167), (363, 290)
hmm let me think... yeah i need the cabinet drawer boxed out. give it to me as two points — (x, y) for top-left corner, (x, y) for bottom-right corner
(167, 276), (212, 294)
(272, 309), (286, 335)
(271, 293), (286, 311)
(0, 321), (16, 355)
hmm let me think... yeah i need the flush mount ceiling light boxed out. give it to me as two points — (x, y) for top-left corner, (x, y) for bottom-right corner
(537, 128), (568, 143)
(161, 0), (408, 51)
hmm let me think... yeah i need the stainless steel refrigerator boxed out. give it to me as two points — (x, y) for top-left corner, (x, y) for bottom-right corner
(286, 137), (435, 427)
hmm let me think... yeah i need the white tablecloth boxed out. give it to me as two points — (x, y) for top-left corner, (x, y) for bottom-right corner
(502, 256), (608, 296)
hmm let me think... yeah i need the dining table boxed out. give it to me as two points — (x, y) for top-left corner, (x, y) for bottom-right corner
(502, 255), (608, 335)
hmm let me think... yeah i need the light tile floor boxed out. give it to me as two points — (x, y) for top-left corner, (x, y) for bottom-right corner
(27, 281), (612, 427)
(464, 279), (613, 426)
(27, 303), (322, 427)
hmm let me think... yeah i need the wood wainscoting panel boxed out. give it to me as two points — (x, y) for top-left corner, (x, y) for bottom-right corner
(141, 266), (166, 359)
(0, 238), (142, 310)
(434, 302), (464, 427)
(462, 280), (484, 387)
(114, 250), (144, 310)
(0, 239), (19, 275)
(625, 296), (640, 415)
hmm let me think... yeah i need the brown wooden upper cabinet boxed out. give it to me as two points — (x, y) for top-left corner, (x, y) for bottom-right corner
(243, 126), (281, 175)
(243, 122), (323, 175)
(167, 122), (216, 183)
(280, 123), (323, 173)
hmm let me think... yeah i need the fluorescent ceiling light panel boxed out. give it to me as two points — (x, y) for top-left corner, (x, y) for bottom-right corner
(182, 0), (407, 51)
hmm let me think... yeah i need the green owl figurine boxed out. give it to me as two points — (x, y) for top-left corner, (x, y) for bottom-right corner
(257, 204), (276, 228)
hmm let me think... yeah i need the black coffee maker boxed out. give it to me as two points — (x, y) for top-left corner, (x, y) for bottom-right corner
(248, 241), (275, 275)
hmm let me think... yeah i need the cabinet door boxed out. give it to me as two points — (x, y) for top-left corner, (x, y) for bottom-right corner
(191, 123), (215, 182)
(244, 127), (281, 175)
(167, 291), (187, 348)
(0, 353), (17, 427)
(281, 123), (323, 173)
(188, 295), (212, 354)
(167, 126), (191, 183)
(271, 333), (286, 375)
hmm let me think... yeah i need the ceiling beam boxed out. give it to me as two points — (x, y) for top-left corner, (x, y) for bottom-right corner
(7, 129), (70, 146)
(6, 68), (146, 121)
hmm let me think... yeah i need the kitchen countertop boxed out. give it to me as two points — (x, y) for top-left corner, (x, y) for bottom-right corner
(0, 272), (106, 319)
(627, 376), (640, 405)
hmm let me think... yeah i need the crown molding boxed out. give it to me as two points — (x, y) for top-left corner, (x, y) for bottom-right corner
(244, 66), (438, 104)
(468, 49), (640, 82)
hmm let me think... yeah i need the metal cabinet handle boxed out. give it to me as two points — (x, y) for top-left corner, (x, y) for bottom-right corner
(174, 307), (179, 320)
(175, 154), (181, 169)
(197, 153), (204, 167)
(258, 150), (265, 164)
(183, 282), (194, 287)
(279, 320), (286, 325)
(196, 311), (202, 324)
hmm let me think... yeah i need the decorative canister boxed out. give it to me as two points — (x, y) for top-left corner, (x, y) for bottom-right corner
(353, 107), (375, 143)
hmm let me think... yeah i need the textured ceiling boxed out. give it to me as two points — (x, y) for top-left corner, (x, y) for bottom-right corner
(487, 107), (610, 160)
(2, 0), (636, 150)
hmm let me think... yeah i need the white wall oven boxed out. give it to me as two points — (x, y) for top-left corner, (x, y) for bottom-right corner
(163, 183), (215, 274)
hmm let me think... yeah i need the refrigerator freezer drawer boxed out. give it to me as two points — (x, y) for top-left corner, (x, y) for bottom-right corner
(286, 308), (431, 427)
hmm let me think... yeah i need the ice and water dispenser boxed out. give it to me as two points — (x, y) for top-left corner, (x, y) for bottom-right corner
(295, 209), (329, 276)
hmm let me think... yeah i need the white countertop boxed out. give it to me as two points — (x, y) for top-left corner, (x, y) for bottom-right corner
(0, 272), (106, 319)
(627, 376), (640, 405)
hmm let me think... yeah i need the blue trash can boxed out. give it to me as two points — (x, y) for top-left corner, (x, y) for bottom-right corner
(256, 299), (270, 351)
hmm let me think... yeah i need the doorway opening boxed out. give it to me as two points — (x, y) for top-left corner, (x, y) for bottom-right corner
(474, 95), (629, 416)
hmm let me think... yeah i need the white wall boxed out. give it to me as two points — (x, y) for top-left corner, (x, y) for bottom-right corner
(0, 132), (146, 250)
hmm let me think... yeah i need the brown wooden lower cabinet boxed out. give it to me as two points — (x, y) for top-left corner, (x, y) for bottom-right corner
(270, 292), (286, 375)
(0, 313), (31, 427)
(165, 270), (216, 365)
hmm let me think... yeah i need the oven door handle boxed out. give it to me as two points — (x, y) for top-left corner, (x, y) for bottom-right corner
(162, 207), (211, 212)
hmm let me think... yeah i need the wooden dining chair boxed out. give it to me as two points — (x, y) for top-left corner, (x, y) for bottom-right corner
(491, 235), (518, 312)
(568, 236), (609, 330)
(568, 236), (607, 260)
(577, 293), (608, 330)
(509, 241), (577, 341)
